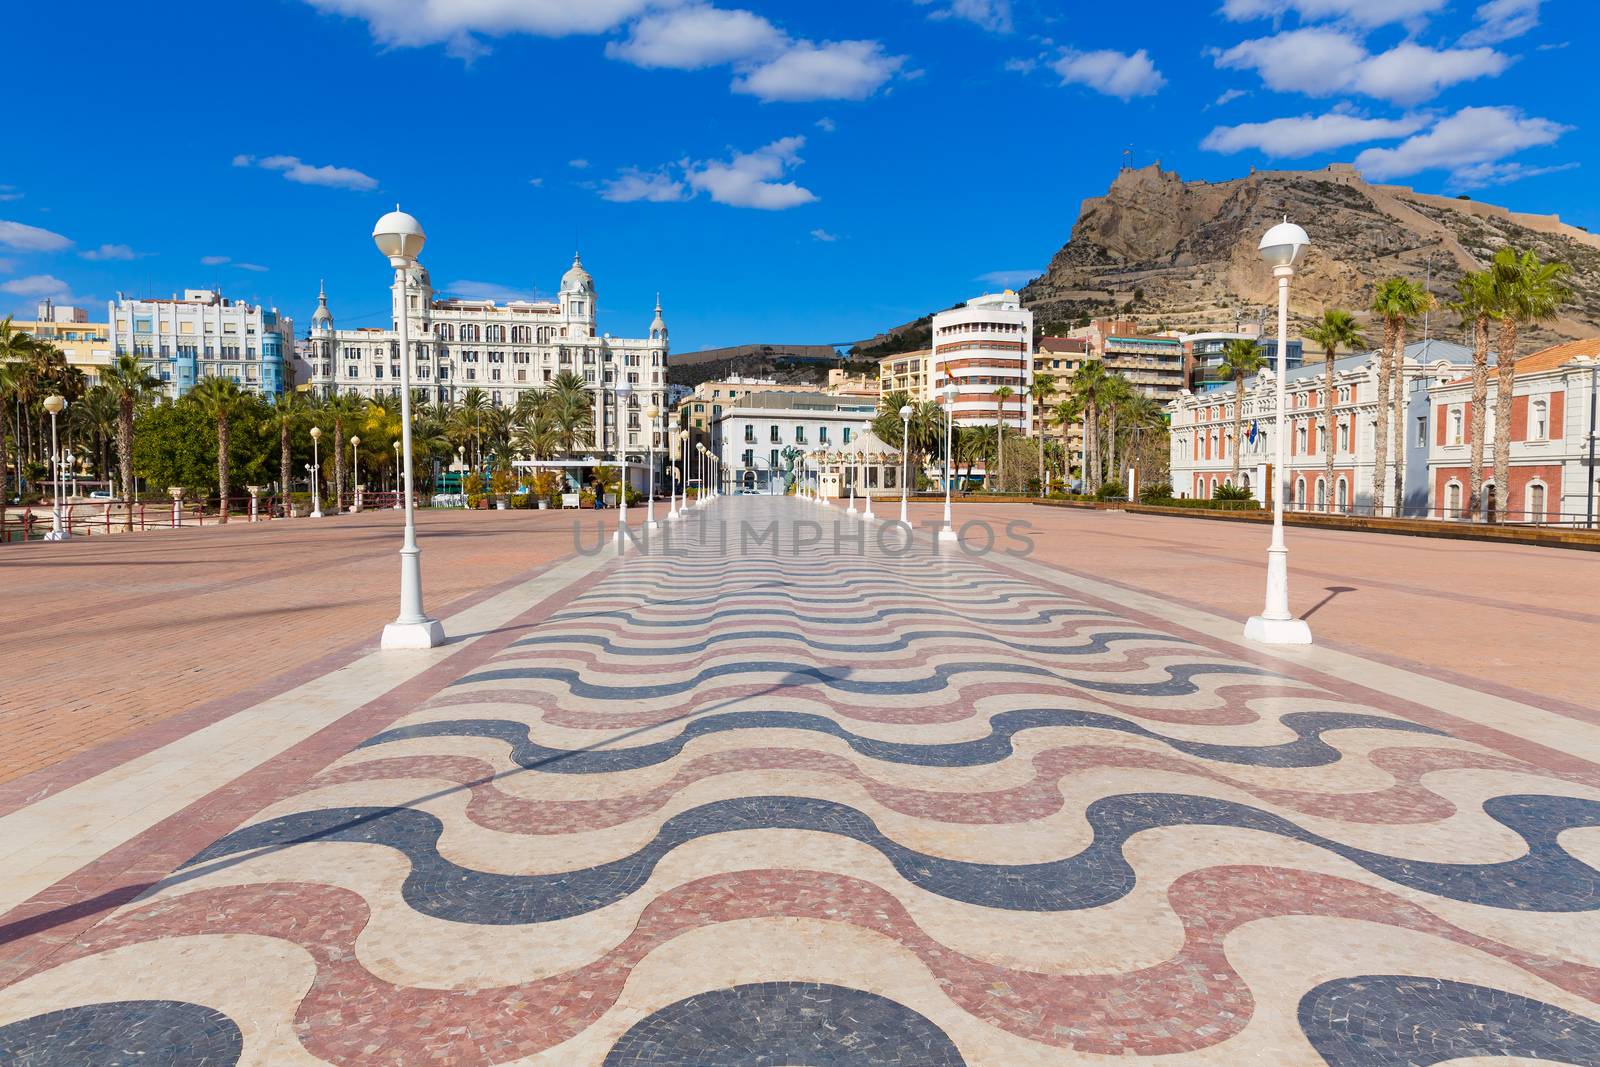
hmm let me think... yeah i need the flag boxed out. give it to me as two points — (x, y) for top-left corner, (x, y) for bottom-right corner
(1247, 420), (1259, 444)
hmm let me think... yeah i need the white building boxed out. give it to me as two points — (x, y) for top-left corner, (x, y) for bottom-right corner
(1168, 339), (1474, 515)
(109, 289), (294, 398)
(931, 291), (1033, 432)
(711, 391), (876, 493)
(305, 254), (669, 454)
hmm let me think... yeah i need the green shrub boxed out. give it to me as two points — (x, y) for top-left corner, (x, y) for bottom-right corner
(1213, 483), (1253, 501)
(1139, 481), (1173, 503)
(1095, 481), (1127, 501)
(1143, 497), (1261, 511)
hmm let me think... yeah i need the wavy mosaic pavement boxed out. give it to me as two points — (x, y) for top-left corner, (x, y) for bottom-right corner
(3, 497), (1598, 1065)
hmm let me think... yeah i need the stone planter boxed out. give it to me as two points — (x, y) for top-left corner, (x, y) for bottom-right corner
(537, 500), (549, 510)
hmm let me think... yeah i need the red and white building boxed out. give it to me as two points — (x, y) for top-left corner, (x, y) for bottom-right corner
(1168, 339), (1474, 514)
(1428, 338), (1600, 524)
(932, 291), (1034, 432)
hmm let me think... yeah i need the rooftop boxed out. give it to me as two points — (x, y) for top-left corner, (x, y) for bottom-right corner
(1193, 338), (1475, 400)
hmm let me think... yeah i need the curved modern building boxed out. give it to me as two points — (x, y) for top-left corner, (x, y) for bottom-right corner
(931, 290), (1033, 432)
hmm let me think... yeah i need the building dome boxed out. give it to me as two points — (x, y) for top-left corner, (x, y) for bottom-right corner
(311, 280), (333, 331)
(560, 253), (593, 294)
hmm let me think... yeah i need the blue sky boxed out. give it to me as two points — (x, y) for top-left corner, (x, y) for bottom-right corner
(1, 0), (1590, 352)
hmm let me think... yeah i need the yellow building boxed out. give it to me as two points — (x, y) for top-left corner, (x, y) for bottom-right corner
(877, 348), (931, 401)
(13, 301), (112, 383)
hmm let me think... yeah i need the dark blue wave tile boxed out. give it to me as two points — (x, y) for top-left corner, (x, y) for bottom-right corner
(511, 627), (1184, 658)
(602, 982), (966, 1066)
(1300, 974), (1600, 1066)
(0, 1000), (243, 1067)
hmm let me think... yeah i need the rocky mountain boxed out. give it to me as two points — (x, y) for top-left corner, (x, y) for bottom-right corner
(1021, 163), (1600, 349)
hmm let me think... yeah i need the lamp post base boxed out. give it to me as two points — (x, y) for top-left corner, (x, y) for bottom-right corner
(937, 525), (958, 543)
(1243, 615), (1312, 645)
(44, 529), (71, 542)
(382, 617), (446, 649)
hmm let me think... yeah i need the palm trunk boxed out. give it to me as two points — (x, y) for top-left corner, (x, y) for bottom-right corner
(217, 417), (231, 524)
(1037, 421), (1045, 496)
(333, 417), (346, 513)
(0, 413), (8, 541)
(1371, 319), (1395, 514)
(1322, 346), (1337, 512)
(1492, 318), (1517, 522)
(1467, 315), (1490, 516)
(280, 422), (292, 516)
(119, 399), (135, 532)
(1390, 321), (1409, 515)
(1232, 392), (1244, 484)
(1108, 408), (1120, 487)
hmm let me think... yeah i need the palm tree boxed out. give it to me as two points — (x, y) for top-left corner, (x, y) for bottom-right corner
(991, 385), (1016, 491)
(74, 385), (119, 489)
(190, 376), (249, 522)
(1369, 277), (1431, 514)
(1028, 373), (1057, 495)
(316, 392), (366, 512)
(101, 355), (161, 531)
(957, 424), (995, 488)
(1219, 338), (1266, 485)
(1051, 397), (1081, 490)
(0, 317), (35, 515)
(268, 391), (308, 511)
(1068, 360), (1109, 492)
(1099, 375), (1134, 489)
(545, 371), (593, 455)
(1449, 271), (1496, 515)
(1303, 310), (1365, 512)
(1486, 246), (1571, 520)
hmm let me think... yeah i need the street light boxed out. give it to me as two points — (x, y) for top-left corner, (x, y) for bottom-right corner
(899, 403), (913, 525)
(614, 379), (633, 543)
(309, 425), (323, 519)
(940, 381), (958, 542)
(860, 449), (877, 522)
(1245, 218), (1313, 646)
(43, 394), (69, 541)
(645, 404), (660, 529)
(846, 447), (858, 514)
(695, 442), (706, 507)
(350, 435), (361, 512)
(373, 206), (443, 649)
(392, 440), (402, 508)
(671, 429), (687, 519)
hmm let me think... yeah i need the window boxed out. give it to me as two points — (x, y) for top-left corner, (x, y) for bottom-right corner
(744, 425), (755, 443)
(770, 449), (780, 470)
(819, 426), (829, 443)
(795, 426), (807, 444)
(1336, 478), (1348, 510)
(770, 425), (780, 443)
(1416, 416), (1428, 448)
(1296, 423), (1308, 453)
(1528, 482), (1546, 522)
(1445, 482), (1462, 519)
(743, 449), (754, 468)
(1531, 399), (1549, 440)
(1450, 408), (1464, 445)
(843, 427), (852, 444)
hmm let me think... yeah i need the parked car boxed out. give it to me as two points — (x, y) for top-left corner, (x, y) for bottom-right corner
(89, 490), (113, 499)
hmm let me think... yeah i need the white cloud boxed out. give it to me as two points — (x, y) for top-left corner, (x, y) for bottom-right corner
(231, 153), (255, 167)
(236, 263), (270, 272)
(1460, 0), (1541, 45)
(299, 0), (653, 55)
(688, 136), (817, 209)
(976, 269), (1039, 288)
(815, 117), (837, 132)
(528, 177), (545, 187)
(1215, 29), (1508, 105)
(0, 258), (15, 273)
(0, 220), (71, 252)
(1354, 106), (1569, 182)
(1004, 57), (1038, 74)
(810, 228), (840, 242)
(0, 274), (73, 298)
(80, 243), (139, 261)
(606, 5), (783, 69)
(915, 0), (1013, 33)
(1220, 0), (1448, 27)
(442, 279), (548, 303)
(253, 154), (378, 190)
(1448, 159), (1576, 188)
(1215, 88), (1248, 105)
(600, 168), (690, 203)
(0, 185), (22, 203)
(569, 158), (591, 169)
(1051, 48), (1165, 99)
(1202, 110), (1428, 156)
(733, 40), (904, 102)
(201, 255), (231, 266)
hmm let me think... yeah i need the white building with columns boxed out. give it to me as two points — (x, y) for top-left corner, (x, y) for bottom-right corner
(1167, 339), (1474, 515)
(305, 253), (669, 454)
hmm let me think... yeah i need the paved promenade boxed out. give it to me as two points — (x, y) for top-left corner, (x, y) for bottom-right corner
(1, 498), (1597, 1064)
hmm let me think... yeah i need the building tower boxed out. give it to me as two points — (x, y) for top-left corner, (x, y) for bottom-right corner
(560, 253), (596, 335)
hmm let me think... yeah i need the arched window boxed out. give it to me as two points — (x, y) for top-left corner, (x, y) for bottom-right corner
(1315, 477), (1326, 510)
(1531, 399), (1549, 440)
(1336, 477), (1348, 511)
(436, 323), (453, 341)
(1527, 481), (1547, 523)
(1483, 483), (1497, 522)
(1450, 407), (1463, 445)
(1294, 477), (1306, 509)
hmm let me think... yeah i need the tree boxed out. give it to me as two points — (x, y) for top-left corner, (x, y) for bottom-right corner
(1486, 247), (1571, 520)
(0, 317), (35, 522)
(545, 371), (594, 455)
(1449, 272), (1496, 515)
(1369, 277), (1431, 514)
(189, 377), (251, 521)
(1303, 310), (1365, 512)
(1051, 397), (1081, 489)
(268, 391), (308, 509)
(1069, 361), (1109, 491)
(991, 385), (1015, 490)
(1219, 338), (1266, 485)
(101, 355), (162, 531)
(1028, 372), (1057, 496)
(315, 391), (366, 512)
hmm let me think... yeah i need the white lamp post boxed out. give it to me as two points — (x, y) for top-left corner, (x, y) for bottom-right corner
(308, 426), (323, 518)
(350, 435), (361, 512)
(392, 440), (402, 508)
(846, 448), (858, 514)
(694, 442), (705, 507)
(940, 381), (958, 542)
(899, 403), (913, 525)
(670, 430), (687, 519)
(614, 379), (632, 542)
(645, 404), (659, 529)
(373, 207), (444, 649)
(860, 449), (877, 522)
(43, 394), (69, 541)
(1245, 219), (1313, 646)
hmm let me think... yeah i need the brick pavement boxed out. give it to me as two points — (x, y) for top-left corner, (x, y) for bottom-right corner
(0, 496), (1596, 1065)
(0, 508), (616, 788)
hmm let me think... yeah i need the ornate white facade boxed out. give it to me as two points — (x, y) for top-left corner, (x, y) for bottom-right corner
(305, 255), (669, 451)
